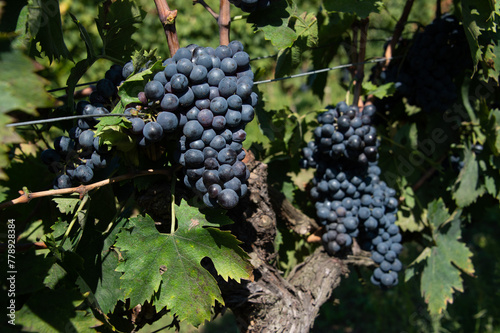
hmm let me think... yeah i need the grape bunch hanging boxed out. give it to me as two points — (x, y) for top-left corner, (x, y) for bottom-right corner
(378, 14), (471, 113)
(301, 102), (403, 287)
(41, 65), (126, 189)
(41, 40), (257, 210)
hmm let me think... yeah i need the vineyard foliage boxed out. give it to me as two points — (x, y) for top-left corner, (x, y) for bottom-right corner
(1, 0), (500, 332)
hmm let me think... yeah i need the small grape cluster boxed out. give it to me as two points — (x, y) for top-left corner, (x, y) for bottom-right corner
(380, 14), (471, 112)
(120, 41), (257, 209)
(228, 0), (276, 12)
(301, 102), (403, 287)
(41, 65), (125, 188)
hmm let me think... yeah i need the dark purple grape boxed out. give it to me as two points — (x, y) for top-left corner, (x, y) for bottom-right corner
(183, 120), (204, 140)
(75, 165), (94, 183)
(157, 112), (179, 132)
(217, 189), (239, 209)
(144, 80), (165, 101)
(143, 121), (164, 142)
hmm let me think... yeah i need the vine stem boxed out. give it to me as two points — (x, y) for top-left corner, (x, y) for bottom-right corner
(384, 0), (415, 69)
(60, 194), (89, 248)
(219, 0), (231, 45)
(0, 169), (171, 210)
(154, 0), (179, 56)
(353, 18), (369, 107)
(193, 0), (219, 21)
(170, 174), (176, 234)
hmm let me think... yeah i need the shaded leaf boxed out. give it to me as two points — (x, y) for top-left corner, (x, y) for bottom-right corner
(453, 146), (485, 206)
(247, 1), (297, 49)
(420, 212), (474, 316)
(27, 0), (71, 62)
(16, 287), (102, 333)
(96, 0), (146, 61)
(52, 196), (81, 215)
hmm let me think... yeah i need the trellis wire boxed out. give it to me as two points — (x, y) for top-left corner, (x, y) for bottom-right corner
(7, 57), (393, 128)
(6, 113), (137, 128)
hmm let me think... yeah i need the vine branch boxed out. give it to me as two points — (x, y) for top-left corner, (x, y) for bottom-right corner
(193, 0), (219, 21)
(154, 0), (180, 55)
(353, 18), (369, 107)
(219, 0), (231, 45)
(0, 169), (171, 210)
(384, 0), (415, 69)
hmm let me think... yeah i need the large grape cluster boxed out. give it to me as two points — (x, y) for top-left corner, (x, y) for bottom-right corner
(121, 41), (256, 209)
(301, 102), (403, 287)
(42, 41), (256, 211)
(228, 0), (277, 12)
(380, 14), (471, 113)
(41, 65), (125, 188)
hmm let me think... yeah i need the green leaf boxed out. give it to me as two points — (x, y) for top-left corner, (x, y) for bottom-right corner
(76, 216), (129, 315)
(247, 1), (297, 49)
(115, 201), (251, 326)
(16, 287), (102, 333)
(323, 0), (383, 18)
(0, 51), (59, 114)
(461, 0), (500, 79)
(362, 81), (396, 99)
(52, 196), (81, 215)
(69, 12), (95, 60)
(426, 198), (450, 230)
(27, 0), (71, 62)
(453, 146), (485, 206)
(95, 0), (146, 61)
(115, 58), (163, 108)
(420, 212), (474, 316)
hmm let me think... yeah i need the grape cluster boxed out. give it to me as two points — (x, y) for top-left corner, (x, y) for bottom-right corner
(228, 0), (277, 12)
(41, 65), (125, 188)
(380, 14), (471, 113)
(301, 102), (403, 287)
(122, 41), (257, 209)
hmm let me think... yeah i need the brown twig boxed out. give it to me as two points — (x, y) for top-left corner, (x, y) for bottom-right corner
(412, 153), (447, 192)
(219, 0), (231, 45)
(0, 169), (171, 210)
(353, 18), (369, 108)
(154, 0), (180, 56)
(384, 0), (415, 69)
(193, 0), (219, 21)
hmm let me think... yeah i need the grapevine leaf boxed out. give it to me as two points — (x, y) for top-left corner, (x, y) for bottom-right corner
(405, 247), (431, 282)
(0, 50), (58, 180)
(362, 81), (396, 99)
(323, 0), (383, 18)
(95, 0), (146, 61)
(116, 59), (163, 109)
(420, 211), (474, 316)
(461, 0), (500, 79)
(0, 51), (59, 114)
(426, 198), (450, 230)
(453, 146), (485, 206)
(75, 217), (128, 315)
(69, 12), (95, 60)
(26, 0), (71, 62)
(52, 196), (81, 215)
(16, 287), (102, 333)
(115, 201), (251, 326)
(247, 1), (297, 49)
